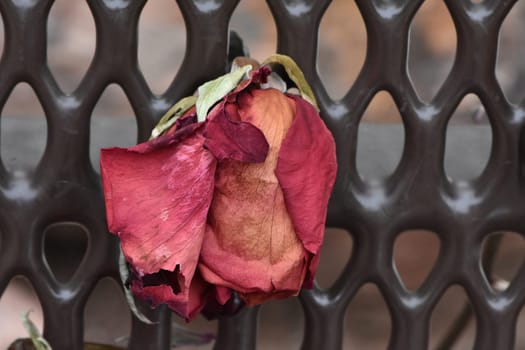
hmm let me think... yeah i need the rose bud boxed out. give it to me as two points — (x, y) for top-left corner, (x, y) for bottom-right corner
(100, 55), (337, 321)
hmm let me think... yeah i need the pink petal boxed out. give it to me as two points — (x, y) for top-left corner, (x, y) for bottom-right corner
(132, 116), (200, 154)
(100, 131), (216, 318)
(204, 100), (269, 163)
(131, 270), (210, 321)
(203, 65), (273, 163)
(214, 285), (232, 305)
(275, 95), (337, 286)
(199, 89), (308, 304)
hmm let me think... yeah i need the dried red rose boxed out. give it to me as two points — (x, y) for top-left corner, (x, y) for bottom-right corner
(100, 61), (337, 321)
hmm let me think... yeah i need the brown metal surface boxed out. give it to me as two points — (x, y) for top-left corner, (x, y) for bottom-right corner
(0, 0), (522, 349)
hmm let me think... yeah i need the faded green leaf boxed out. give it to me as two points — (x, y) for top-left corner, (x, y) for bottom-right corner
(150, 96), (197, 139)
(196, 65), (252, 122)
(22, 312), (52, 350)
(262, 54), (319, 111)
(119, 248), (156, 325)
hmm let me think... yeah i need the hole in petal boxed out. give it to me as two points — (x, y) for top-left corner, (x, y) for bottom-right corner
(345, 283), (391, 349)
(481, 231), (525, 293)
(90, 84), (137, 173)
(429, 285), (476, 349)
(230, 0), (276, 61)
(316, 228), (353, 290)
(444, 94), (492, 181)
(43, 222), (88, 283)
(356, 91), (404, 180)
(318, 0), (366, 100)
(0, 83), (47, 171)
(496, 1), (525, 104)
(257, 297), (304, 350)
(408, 0), (456, 102)
(84, 277), (131, 347)
(138, 0), (185, 95)
(172, 313), (217, 349)
(0, 276), (44, 349)
(47, 0), (96, 93)
(393, 230), (440, 291)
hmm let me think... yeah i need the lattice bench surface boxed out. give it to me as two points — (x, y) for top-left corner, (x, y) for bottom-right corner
(0, 0), (523, 349)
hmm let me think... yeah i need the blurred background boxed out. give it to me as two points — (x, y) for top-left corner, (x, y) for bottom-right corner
(1, 0), (525, 349)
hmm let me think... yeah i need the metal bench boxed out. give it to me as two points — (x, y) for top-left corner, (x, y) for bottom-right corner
(0, 1), (521, 349)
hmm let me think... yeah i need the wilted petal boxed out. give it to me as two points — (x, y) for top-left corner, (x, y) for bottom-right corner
(100, 132), (216, 318)
(204, 101), (269, 163)
(203, 65), (273, 163)
(137, 114), (199, 154)
(200, 89), (308, 304)
(132, 270), (210, 321)
(275, 95), (337, 287)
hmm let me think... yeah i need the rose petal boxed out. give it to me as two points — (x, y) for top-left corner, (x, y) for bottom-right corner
(199, 89), (308, 304)
(100, 131), (216, 317)
(132, 270), (210, 321)
(136, 114), (199, 153)
(275, 95), (337, 286)
(203, 66), (273, 163)
(204, 100), (269, 163)
(162, 108), (197, 137)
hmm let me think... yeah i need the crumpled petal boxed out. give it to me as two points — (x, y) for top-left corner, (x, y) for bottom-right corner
(101, 129), (216, 318)
(203, 66), (272, 163)
(131, 270), (210, 321)
(204, 100), (269, 163)
(199, 88), (308, 304)
(275, 95), (337, 287)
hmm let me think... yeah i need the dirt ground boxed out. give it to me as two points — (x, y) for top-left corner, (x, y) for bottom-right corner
(1, 0), (525, 349)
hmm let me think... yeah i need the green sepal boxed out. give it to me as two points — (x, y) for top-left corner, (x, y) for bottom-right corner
(196, 64), (252, 122)
(262, 54), (319, 111)
(22, 311), (52, 350)
(150, 96), (197, 139)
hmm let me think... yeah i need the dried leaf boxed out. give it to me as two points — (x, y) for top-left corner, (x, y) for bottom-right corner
(21, 312), (52, 350)
(262, 54), (319, 111)
(150, 96), (197, 139)
(231, 57), (260, 72)
(196, 65), (252, 122)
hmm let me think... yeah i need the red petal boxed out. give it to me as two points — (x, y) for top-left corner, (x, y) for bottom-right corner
(204, 100), (269, 163)
(203, 66), (273, 163)
(132, 270), (210, 321)
(133, 118), (200, 154)
(214, 285), (231, 305)
(275, 95), (337, 286)
(100, 132), (216, 316)
(199, 89), (308, 304)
